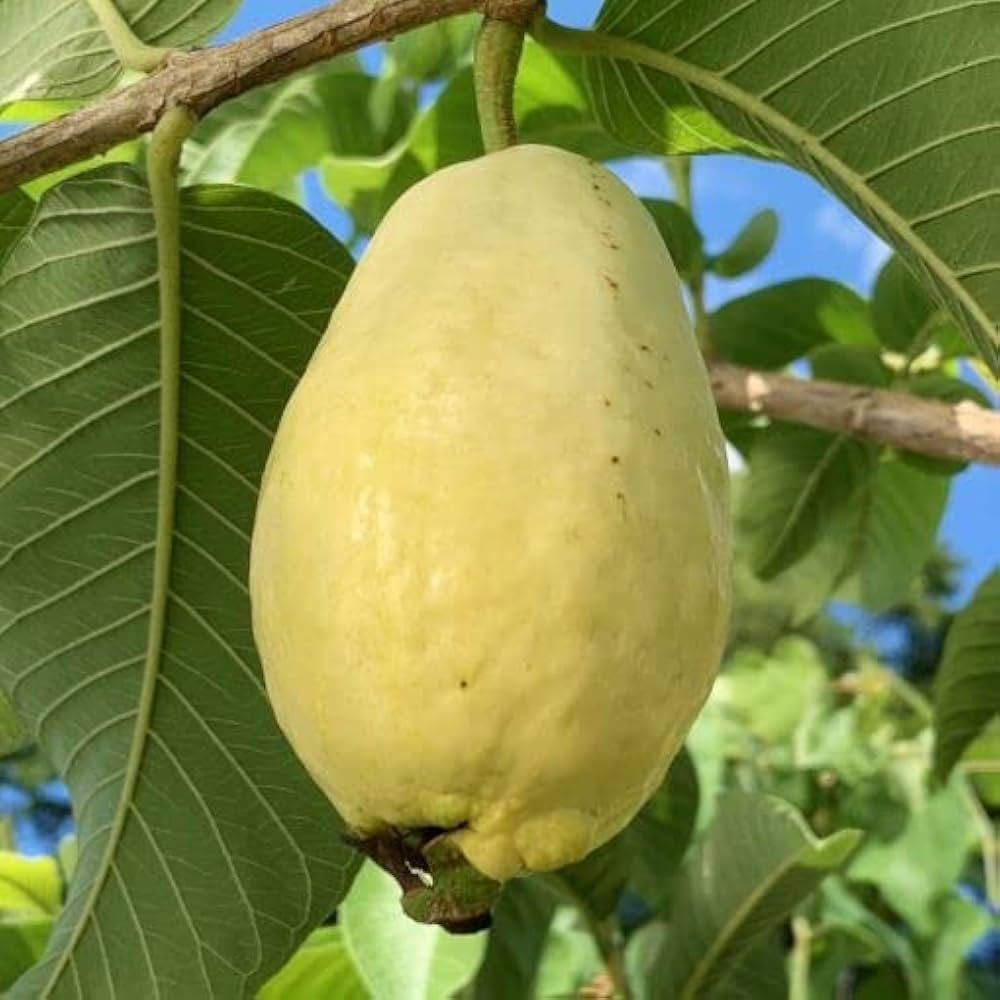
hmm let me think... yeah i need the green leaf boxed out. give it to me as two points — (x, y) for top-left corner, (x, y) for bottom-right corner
(650, 791), (860, 999)
(739, 425), (876, 579)
(258, 927), (369, 1000)
(0, 190), (32, 264)
(708, 933), (788, 1000)
(341, 862), (487, 1000)
(0, 687), (28, 757)
(708, 210), (778, 278)
(0, 852), (62, 915)
(185, 63), (414, 198)
(809, 344), (889, 387)
(642, 199), (704, 283)
(933, 570), (1000, 781)
(712, 280), (875, 369)
(837, 457), (951, 613)
(463, 879), (557, 1000)
(386, 15), (478, 82)
(534, 908), (603, 998)
(718, 637), (829, 745)
(0, 0), (239, 102)
(586, 0), (1000, 369)
(848, 783), (976, 936)
(0, 167), (359, 997)
(872, 255), (968, 358)
(924, 895), (992, 999)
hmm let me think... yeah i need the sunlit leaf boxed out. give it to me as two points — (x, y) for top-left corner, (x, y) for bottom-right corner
(708, 209), (778, 278)
(258, 927), (368, 1000)
(586, 0), (1000, 368)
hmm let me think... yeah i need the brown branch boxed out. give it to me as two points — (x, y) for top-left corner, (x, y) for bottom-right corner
(708, 360), (1000, 465)
(0, 2), (996, 467)
(0, 0), (539, 192)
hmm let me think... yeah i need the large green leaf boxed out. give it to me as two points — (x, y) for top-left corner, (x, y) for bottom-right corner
(712, 279), (875, 369)
(0, 0), (239, 102)
(341, 862), (487, 1000)
(0, 167), (358, 997)
(649, 791), (860, 999)
(933, 570), (1000, 780)
(739, 425), (876, 579)
(584, 0), (1000, 369)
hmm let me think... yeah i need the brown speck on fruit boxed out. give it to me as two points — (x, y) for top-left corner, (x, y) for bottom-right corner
(644, 378), (654, 389)
(640, 344), (651, 352)
(459, 679), (468, 689)
(611, 455), (620, 464)
(603, 398), (612, 407)
(603, 274), (619, 291)
(654, 428), (662, 437)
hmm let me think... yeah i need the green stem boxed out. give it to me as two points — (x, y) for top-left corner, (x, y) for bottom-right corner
(959, 773), (1000, 910)
(87, 0), (172, 73)
(474, 17), (527, 154)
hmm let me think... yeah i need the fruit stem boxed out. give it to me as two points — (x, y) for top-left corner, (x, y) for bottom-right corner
(474, 16), (527, 154)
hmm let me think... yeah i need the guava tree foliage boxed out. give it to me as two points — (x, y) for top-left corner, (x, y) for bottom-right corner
(0, 1), (997, 998)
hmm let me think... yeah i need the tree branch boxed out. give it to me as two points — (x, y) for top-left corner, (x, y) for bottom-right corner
(708, 360), (999, 466)
(0, 0), (538, 193)
(0, 1), (996, 467)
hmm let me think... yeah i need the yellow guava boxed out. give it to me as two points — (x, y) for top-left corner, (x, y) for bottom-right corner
(249, 144), (730, 890)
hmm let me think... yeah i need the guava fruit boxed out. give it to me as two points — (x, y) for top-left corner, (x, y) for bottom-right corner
(249, 144), (730, 926)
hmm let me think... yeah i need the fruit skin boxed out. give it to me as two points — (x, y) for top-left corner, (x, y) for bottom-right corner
(250, 144), (730, 883)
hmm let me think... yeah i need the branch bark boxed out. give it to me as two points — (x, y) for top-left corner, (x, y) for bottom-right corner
(0, 0), (538, 192)
(0, 0), (996, 467)
(708, 360), (999, 465)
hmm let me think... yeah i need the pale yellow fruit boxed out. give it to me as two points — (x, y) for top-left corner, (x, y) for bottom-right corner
(250, 144), (730, 883)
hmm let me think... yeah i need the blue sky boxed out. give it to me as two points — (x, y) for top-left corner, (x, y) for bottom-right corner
(2, 0), (994, 601)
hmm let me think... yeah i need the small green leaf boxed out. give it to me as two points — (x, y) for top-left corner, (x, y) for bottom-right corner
(708, 210), (778, 278)
(712, 280), (876, 370)
(258, 927), (368, 1000)
(0, 918), (53, 993)
(464, 879), (557, 1000)
(872, 256), (967, 358)
(642, 199), (704, 283)
(341, 863), (487, 1000)
(933, 571), (1000, 781)
(650, 791), (860, 999)
(739, 425), (876, 579)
